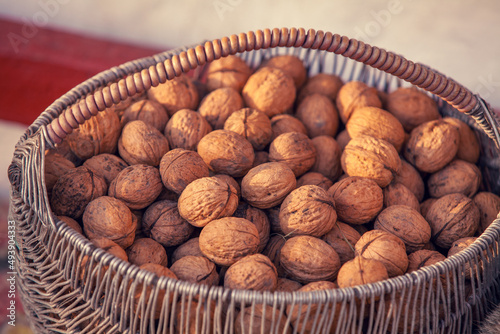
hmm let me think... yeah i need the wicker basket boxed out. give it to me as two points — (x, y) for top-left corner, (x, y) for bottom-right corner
(8, 28), (500, 333)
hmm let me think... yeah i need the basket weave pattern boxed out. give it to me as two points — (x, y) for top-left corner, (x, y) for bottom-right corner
(8, 28), (500, 333)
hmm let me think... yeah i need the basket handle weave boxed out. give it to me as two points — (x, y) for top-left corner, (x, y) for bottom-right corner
(42, 28), (498, 146)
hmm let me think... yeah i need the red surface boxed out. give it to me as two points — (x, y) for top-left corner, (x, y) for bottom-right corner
(0, 17), (163, 125)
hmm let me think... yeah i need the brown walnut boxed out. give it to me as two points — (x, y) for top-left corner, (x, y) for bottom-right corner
(224, 253), (278, 291)
(126, 237), (168, 267)
(443, 117), (480, 164)
(270, 114), (307, 141)
(336, 81), (382, 124)
(170, 255), (219, 286)
(205, 55), (252, 92)
(198, 87), (244, 129)
(310, 135), (342, 181)
(295, 94), (340, 138)
(147, 74), (199, 116)
(121, 99), (169, 132)
(473, 192), (500, 234)
(164, 108), (212, 151)
(268, 132), (316, 177)
(223, 108), (272, 150)
(82, 153), (128, 186)
(322, 222), (361, 265)
(337, 256), (389, 288)
(427, 159), (481, 198)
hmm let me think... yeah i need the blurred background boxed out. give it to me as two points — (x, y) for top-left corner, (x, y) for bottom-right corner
(0, 0), (499, 332)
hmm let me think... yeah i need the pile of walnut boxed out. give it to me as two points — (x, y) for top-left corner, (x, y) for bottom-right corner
(46, 54), (499, 320)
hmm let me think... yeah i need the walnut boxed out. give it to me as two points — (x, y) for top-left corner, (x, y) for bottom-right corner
(198, 87), (244, 129)
(121, 99), (169, 131)
(91, 237), (128, 262)
(310, 135), (342, 181)
(406, 249), (446, 274)
(82, 196), (136, 248)
(242, 67), (296, 118)
(224, 253), (278, 291)
(82, 153), (128, 185)
(327, 176), (383, 225)
(46, 140), (80, 165)
(66, 108), (121, 160)
(322, 222), (361, 265)
(170, 255), (219, 286)
(241, 162), (296, 209)
(213, 174), (241, 198)
(473, 192), (500, 234)
(404, 120), (460, 173)
(427, 159), (481, 198)
(205, 55), (252, 92)
(393, 159), (425, 202)
(420, 198), (438, 219)
(233, 202), (270, 252)
(235, 304), (291, 334)
(266, 206), (283, 234)
(178, 176), (239, 228)
(280, 235), (341, 283)
(341, 135), (401, 187)
(383, 183), (420, 212)
(279, 185), (337, 237)
(199, 217), (260, 266)
(159, 148), (209, 194)
(197, 129), (254, 177)
(295, 94), (340, 138)
(142, 200), (194, 247)
(171, 237), (204, 264)
(336, 129), (351, 151)
(337, 256), (389, 288)
(108, 164), (163, 210)
(443, 117), (480, 164)
(346, 106), (405, 151)
(126, 237), (168, 267)
(57, 215), (83, 235)
(252, 151), (269, 167)
(164, 108), (212, 151)
(298, 73), (344, 103)
(336, 81), (382, 124)
(386, 87), (440, 132)
(269, 132), (316, 177)
(223, 108), (272, 150)
(296, 172), (333, 190)
(147, 74), (199, 116)
(118, 120), (169, 166)
(447, 237), (478, 279)
(44, 152), (75, 196)
(261, 54), (307, 88)
(275, 277), (302, 292)
(355, 229), (408, 277)
(50, 166), (107, 220)
(426, 193), (480, 249)
(270, 114), (307, 141)
(261, 235), (287, 277)
(374, 205), (431, 253)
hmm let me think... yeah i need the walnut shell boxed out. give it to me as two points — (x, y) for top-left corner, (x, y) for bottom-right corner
(322, 222), (361, 265)
(198, 87), (244, 129)
(159, 148), (210, 194)
(171, 237), (204, 264)
(224, 253), (278, 291)
(383, 183), (421, 212)
(355, 229), (408, 277)
(108, 164), (163, 210)
(126, 237), (168, 267)
(346, 106), (405, 152)
(164, 108), (212, 151)
(269, 132), (316, 177)
(261, 54), (307, 89)
(82, 153), (128, 186)
(443, 117), (480, 164)
(275, 278), (302, 292)
(57, 215), (83, 235)
(336, 129), (351, 151)
(121, 99), (169, 131)
(118, 120), (169, 166)
(310, 135), (342, 181)
(270, 114), (308, 141)
(235, 304), (291, 334)
(261, 235), (287, 278)
(147, 74), (199, 116)
(386, 87), (440, 132)
(233, 202), (270, 253)
(170, 255), (219, 286)
(279, 185), (337, 237)
(295, 94), (340, 138)
(199, 217), (260, 266)
(426, 193), (480, 249)
(142, 200), (194, 247)
(213, 174), (241, 198)
(223, 108), (272, 150)
(66, 108), (121, 160)
(280, 235), (341, 283)
(327, 176), (383, 225)
(404, 120), (459, 173)
(44, 152), (75, 195)
(473, 192), (500, 234)
(197, 129), (255, 177)
(298, 73), (344, 102)
(205, 55), (252, 92)
(296, 172), (333, 191)
(242, 67), (296, 118)
(337, 256), (389, 288)
(341, 135), (401, 187)
(420, 198), (438, 219)
(406, 249), (446, 274)
(82, 196), (136, 248)
(91, 237), (128, 262)
(50, 166), (107, 220)
(252, 150), (269, 167)
(241, 162), (296, 209)
(447, 237), (478, 279)
(393, 159), (425, 202)
(374, 205), (431, 253)
(178, 176), (239, 228)
(427, 159), (481, 198)
(336, 81), (382, 124)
